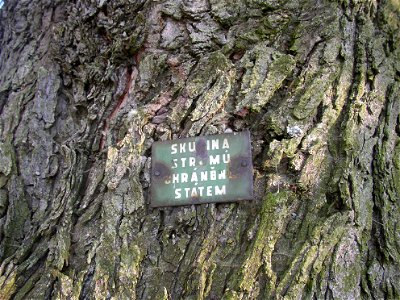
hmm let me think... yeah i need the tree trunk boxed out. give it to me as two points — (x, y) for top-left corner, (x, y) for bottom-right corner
(0, 0), (399, 299)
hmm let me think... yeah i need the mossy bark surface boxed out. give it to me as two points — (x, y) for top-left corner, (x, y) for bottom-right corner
(0, 0), (399, 299)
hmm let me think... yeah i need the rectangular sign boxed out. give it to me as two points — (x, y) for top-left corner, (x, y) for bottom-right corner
(151, 130), (253, 207)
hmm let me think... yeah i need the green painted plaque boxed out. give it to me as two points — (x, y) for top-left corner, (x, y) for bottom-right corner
(151, 130), (253, 207)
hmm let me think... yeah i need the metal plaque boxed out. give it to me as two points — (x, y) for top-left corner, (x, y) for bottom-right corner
(151, 130), (253, 207)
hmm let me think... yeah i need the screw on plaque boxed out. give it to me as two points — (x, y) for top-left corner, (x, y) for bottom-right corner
(241, 161), (248, 167)
(154, 170), (160, 176)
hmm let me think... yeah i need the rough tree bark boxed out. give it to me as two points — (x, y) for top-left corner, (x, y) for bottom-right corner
(0, 0), (399, 299)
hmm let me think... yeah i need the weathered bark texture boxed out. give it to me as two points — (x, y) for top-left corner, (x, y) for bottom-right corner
(0, 0), (399, 299)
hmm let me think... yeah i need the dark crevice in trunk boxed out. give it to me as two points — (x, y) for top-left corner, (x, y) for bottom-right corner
(79, 261), (96, 300)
